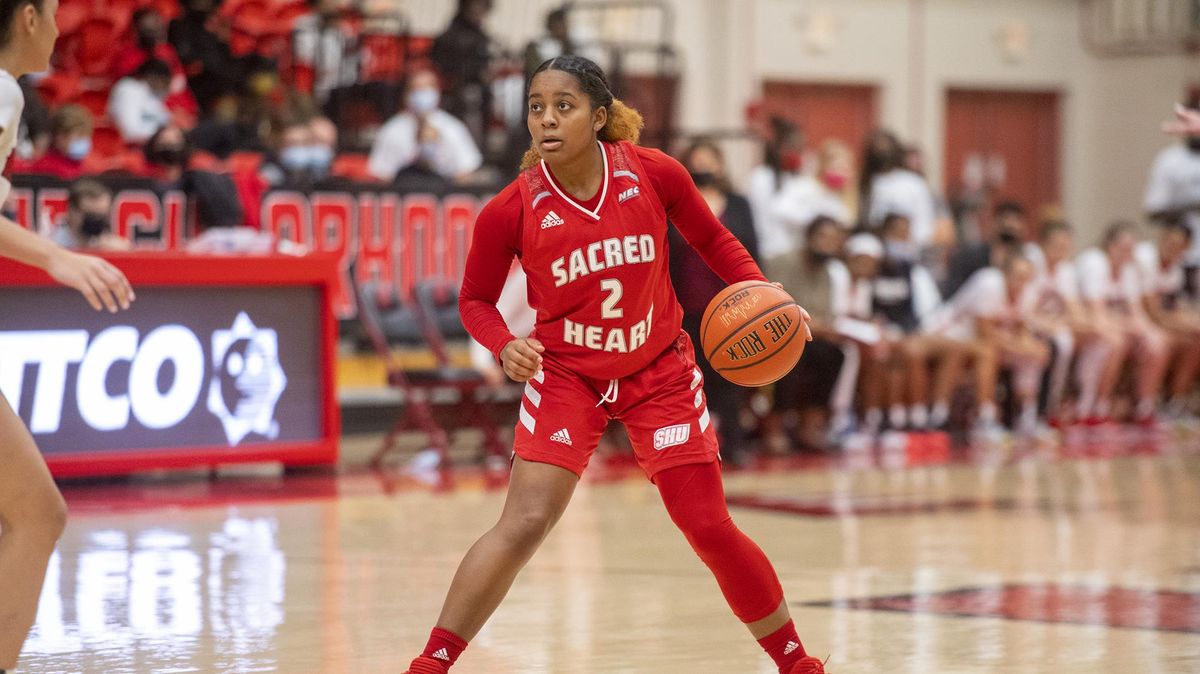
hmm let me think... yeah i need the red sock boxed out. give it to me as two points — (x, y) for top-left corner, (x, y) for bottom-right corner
(757, 619), (807, 671)
(419, 627), (468, 670)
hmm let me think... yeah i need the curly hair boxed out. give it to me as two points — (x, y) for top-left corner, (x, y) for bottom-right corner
(520, 55), (644, 170)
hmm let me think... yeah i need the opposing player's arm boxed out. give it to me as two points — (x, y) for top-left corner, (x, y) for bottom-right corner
(0, 215), (134, 312)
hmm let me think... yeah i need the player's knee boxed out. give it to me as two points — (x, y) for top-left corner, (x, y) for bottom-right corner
(497, 508), (558, 552)
(677, 512), (736, 554)
(2, 486), (68, 546)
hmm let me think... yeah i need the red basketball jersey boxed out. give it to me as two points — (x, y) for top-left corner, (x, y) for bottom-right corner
(518, 140), (678, 379)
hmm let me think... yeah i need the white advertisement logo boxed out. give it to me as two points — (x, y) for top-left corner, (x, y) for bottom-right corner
(207, 312), (287, 445)
(0, 313), (287, 445)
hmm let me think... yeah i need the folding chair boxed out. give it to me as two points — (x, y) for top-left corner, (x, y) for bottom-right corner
(355, 278), (512, 472)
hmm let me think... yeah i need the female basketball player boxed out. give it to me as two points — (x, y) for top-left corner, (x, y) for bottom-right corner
(404, 56), (826, 674)
(0, 2), (136, 671)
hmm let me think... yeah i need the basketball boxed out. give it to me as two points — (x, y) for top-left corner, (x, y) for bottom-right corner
(700, 281), (806, 387)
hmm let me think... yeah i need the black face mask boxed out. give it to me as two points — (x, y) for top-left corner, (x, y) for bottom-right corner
(689, 171), (718, 189)
(997, 230), (1021, 245)
(136, 31), (160, 50)
(1187, 137), (1200, 153)
(807, 251), (833, 265)
(149, 147), (188, 167)
(80, 214), (110, 237)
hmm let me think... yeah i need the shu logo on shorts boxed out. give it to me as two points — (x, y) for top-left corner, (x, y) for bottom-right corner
(540, 210), (565, 229)
(550, 428), (572, 445)
(618, 186), (641, 203)
(653, 423), (690, 450)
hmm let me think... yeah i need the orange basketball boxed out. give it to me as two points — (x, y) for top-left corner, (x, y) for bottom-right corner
(700, 281), (806, 387)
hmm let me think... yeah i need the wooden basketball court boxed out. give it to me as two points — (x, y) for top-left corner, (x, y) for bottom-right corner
(19, 431), (1200, 673)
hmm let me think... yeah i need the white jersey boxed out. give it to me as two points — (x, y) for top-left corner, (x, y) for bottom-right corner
(0, 69), (24, 205)
(1132, 240), (1185, 300)
(923, 267), (1038, 340)
(1076, 247), (1142, 306)
(1024, 242), (1079, 312)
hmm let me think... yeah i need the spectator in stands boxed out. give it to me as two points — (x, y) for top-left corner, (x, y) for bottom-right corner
(524, 8), (575, 80)
(1135, 222), (1200, 418)
(112, 7), (198, 121)
(768, 216), (855, 448)
(141, 124), (243, 232)
(771, 138), (854, 242)
(368, 69), (482, 184)
(923, 253), (1049, 440)
(293, 0), (358, 105)
(1145, 93), (1200, 290)
(23, 104), (92, 179)
(1075, 222), (1168, 425)
(51, 179), (129, 251)
(261, 114), (337, 187)
(860, 129), (938, 250)
(17, 75), (50, 159)
(169, 0), (237, 112)
(432, 0), (494, 146)
(748, 116), (807, 260)
(109, 59), (173, 145)
(667, 138), (759, 459)
(944, 200), (1028, 297)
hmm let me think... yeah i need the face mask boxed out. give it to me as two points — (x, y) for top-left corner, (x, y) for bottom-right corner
(80, 213), (110, 237)
(1187, 137), (1200, 153)
(408, 88), (441, 114)
(997, 229), (1021, 245)
(67, 137), (91, 161)
(821, 171), (848, 191)
(137, 31), (160, 51)
(149, 146), (187, 167)
(807, 251), (833, 265)
(419, 141), (440, 163)
(689, 171), (718, 189)
(885, 239), (918, 262)
(280, 146), (310, 171)
(308, 145), (333, 175)
(780, 150), (803, 173)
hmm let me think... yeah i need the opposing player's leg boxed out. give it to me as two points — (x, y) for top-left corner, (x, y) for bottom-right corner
(0, 394), (68, 670)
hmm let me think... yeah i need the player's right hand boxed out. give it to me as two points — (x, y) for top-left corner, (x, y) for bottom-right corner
(500, 337), (545, 383)
(46, 249), (135, 313)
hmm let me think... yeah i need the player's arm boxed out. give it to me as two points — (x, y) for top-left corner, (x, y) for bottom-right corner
(458, 186), (543, 382)
(1162, 104), (1200, 136)
(0, 214), (134, 312)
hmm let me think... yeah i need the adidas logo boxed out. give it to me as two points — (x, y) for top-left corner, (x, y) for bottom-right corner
(432, 648), (450, 661)
(618, 186), (640, 203)
(550, 428), (572, 445)
(540, 210), (565, 229)
(783, 641), (800, 655)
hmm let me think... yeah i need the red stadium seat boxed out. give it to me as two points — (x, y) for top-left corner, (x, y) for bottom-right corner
(34, 71), (82, 108)
(227, 151), (265, 175)
(74, 89), (110, 119)
(90, 124), (126, 158)
(330, 153), (378, 182)
(70, 16), (121, 78)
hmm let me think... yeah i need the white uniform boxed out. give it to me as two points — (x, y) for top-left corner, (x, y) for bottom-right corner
(1144, 144), (1200, 264)
(0, 69), (25, 205)
(1076, 247), (1142, 309)
(1133, 240), (1185, 301)
(867, 169), (938, 247)
(1025, 242), (1079, 313)
(924, 267), (1037, 341)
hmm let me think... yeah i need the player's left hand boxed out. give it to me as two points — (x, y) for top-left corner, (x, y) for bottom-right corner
(772, 281), (813, 342)
(46, 249), (136, 313)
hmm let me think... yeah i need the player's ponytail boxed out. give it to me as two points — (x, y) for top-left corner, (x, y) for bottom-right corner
(521, 55), (645, 171)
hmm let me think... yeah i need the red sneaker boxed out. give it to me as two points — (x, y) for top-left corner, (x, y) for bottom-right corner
(404, 656), (448, 674)
(788, 656), (829, 673)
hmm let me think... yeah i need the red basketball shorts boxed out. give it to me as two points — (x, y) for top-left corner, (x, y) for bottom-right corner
(513, 330), (720, 480)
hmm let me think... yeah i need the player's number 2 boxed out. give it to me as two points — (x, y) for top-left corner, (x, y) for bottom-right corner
(600, 278), (624, 319)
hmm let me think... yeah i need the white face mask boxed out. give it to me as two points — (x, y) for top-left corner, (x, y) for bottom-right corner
(407, 88), (441, 114)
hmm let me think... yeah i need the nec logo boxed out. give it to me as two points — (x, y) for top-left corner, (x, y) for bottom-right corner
(618, 186), (640, 203)
(653, 423), (690, 450)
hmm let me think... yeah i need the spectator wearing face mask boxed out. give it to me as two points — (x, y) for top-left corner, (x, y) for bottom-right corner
(142, 125), (245, 233)
(367, 69), (482, 183)
(261, 114), (337, 187)
(112, 8), (198, 120)
(944, 201), (1028, 298)
(51, 179), (129, 251)
(109, 59), (174, 145)
(1145, 94), (1200, 290)
(747, 116), (807, 260)
(771, 138), (855, 244)
(23, 104), (93, 179)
